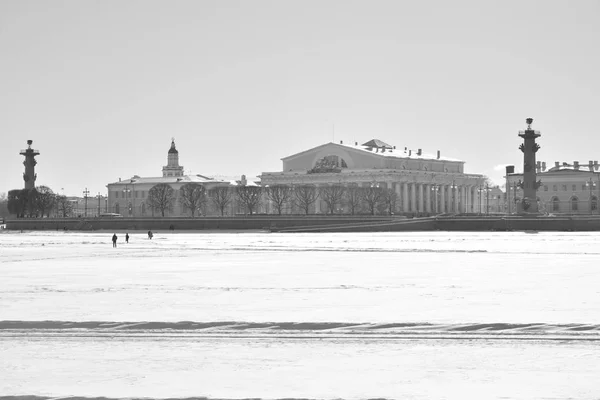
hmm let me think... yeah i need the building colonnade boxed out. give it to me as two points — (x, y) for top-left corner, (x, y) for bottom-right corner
(279, 179), (486, 215)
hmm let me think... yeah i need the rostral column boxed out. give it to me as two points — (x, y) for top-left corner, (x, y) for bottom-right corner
(20, 140), (40, 190)
(518, 118), (541, 213)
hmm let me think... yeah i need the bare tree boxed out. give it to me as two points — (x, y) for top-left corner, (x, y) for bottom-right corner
(382, 188), (398, 215)
(344, 185), (363, 215)
(0, 192), (8, 218)
(236, 185), (262, 215)
(7, 189), (29, 218)
(210, 186), (233, 216)
(293, 185), (319, 215)
(55, 195), (73, 218)
(266, 185), (292, 215)
(179, 183), (206, 217)
(319, 185), (346, 214)
(362, 186), (385, 215)
(147, 183), (175, 217)
(35, 186), (56, 217)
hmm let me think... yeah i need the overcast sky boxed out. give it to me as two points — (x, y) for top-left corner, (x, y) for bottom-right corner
(1, 0), (599, 196)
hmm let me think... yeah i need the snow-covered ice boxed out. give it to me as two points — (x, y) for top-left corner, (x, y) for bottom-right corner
(1, 230), (599, 398)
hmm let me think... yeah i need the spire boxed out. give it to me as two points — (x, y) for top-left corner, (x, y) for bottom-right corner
(168, 137), (178, 154)
(163, 138), (184, 177)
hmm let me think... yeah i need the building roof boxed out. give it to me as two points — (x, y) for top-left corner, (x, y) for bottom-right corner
(282, 141), (463, 163)
(362, 139), (393, 149)
(338, 142), (462, 162)
(107, 174), (228, 186)
(108, 174), (262, 187)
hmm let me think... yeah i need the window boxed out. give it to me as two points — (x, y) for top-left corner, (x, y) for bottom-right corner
(562, 185), (567, 191)
(592, 196), (598, 211)
(553, 185), (557, 191)
(115, 191), (119, 199)
(552, 197), (560, 212)
(115, 203), (120, 214)
(582, 184), (587, 191)
(572, 184), (577, 191)
(135, 191), (138, 198)
(544, 185), (548, 191)
(571, 196), (579, 211)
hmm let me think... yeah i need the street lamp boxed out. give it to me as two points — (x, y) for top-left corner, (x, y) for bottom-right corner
(430, 185), (440, 214)
(477, 184), (491, 215)
(83, 188), (89, 217)
(122, 186), (131, 216)
(96, 193), (102, 217)
(450, 181), (457, 214)
(586, 177), (596, 215)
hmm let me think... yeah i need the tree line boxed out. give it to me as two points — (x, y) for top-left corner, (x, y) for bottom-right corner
(153, 182), (398, 216)
(3, 186), (74, 218)
(0, 182), (399, 218)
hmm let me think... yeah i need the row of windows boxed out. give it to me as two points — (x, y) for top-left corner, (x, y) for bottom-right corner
(543, 184), (596, 192)
(113, 187), (196, 199)
(114, 190), (147, 199)
(550, 196), (598, 212)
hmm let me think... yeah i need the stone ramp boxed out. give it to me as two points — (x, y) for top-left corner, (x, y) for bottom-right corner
(274, 217), (436, 233)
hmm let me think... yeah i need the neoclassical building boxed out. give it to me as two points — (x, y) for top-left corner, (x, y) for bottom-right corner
(507, 160), (600, 214)
(260, 139), (485, 215)
(106, 140), (232, 216)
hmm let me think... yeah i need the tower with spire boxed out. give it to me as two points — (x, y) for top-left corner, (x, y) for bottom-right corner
(162, 138), (184, 177)
(20, 140), (40, 190)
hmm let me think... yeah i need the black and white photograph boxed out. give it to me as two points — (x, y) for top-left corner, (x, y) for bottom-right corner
(1, 1), (599, 399)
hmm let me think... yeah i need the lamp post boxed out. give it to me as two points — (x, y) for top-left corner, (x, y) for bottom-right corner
(431, 185), (440, 214)
(96, 193), (102, 217)
(123, 186), (131, 216)
(83, 188), (89, 217)
(450, 181), (457, 214)
(586, 177), (596, 215)
(486, 183), (491, 215)
(477, 184), (491, 215)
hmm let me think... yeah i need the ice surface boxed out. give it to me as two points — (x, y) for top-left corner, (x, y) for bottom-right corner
(1, 231), (600, 324)
(1, 230), (600, 398)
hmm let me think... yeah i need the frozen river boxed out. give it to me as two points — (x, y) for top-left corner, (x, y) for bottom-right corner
(1, 230), (600, 398)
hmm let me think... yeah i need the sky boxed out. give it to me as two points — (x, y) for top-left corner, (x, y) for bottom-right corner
(1, 0), (599, 196)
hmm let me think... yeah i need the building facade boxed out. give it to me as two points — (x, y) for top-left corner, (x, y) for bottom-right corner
(106, 140), (235, 217)
(507, 161), (600, 214)
(260, 139), (486, 215)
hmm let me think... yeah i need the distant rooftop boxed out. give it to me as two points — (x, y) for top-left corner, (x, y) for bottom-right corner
(338, 140), (462, 162)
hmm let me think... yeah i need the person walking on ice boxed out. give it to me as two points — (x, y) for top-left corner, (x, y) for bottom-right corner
(112, 233), (118, 248)
(125, 233), (129, 243)
(148, 230), (153, 239)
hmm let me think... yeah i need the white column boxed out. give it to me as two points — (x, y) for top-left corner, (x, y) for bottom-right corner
(469, 186), (474, 213)
(440, 185), (446, 213)
(402, 183), (409, 213)
(425, 184), (431, 213)
(411, 183), (417, 213)
(465, 186), (471, 213)
(394, 182), (401, 213)
(417, 184), (424, 213)
(315, 185), (322, 214)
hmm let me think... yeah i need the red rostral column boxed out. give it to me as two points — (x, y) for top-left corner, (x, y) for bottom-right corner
(518, 118), (541, 213)
(20, 140), (40, 190)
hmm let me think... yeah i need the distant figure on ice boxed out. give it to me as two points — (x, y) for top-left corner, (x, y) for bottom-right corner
(148, 230), (153, 239)
(125, 233), (129, 243)
(112, 233), (118, 248)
